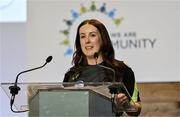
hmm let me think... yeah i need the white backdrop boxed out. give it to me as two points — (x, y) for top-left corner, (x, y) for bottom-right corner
(1, 0), (179, 83)
(0, 0), (180, 116)
(26, 0), (179, 82)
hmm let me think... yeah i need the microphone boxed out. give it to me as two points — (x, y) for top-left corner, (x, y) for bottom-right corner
(94, 52), (99, 60)
(94, 53), (135, 113)
(94, 53), (125, 94)
(93, 52), (119, 113)
(9, 56), (53, 113)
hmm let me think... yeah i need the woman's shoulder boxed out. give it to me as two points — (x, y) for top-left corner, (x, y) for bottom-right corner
(63, 65), (81, 82)
(65, 65), (78, 75)
(113, 59), (130, 69)
(113, 59), (135, 75)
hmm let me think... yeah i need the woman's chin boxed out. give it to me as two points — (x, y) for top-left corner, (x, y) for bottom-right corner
(85, 54), (95, 58)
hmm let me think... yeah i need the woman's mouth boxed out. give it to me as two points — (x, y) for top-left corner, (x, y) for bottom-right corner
(85, 46), (93, 50)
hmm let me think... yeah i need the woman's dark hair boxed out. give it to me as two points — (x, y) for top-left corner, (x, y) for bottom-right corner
(72, 19), (115, 66)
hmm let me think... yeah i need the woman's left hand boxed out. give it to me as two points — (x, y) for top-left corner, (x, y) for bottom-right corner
(116, 93), (129, 105)
(116, 93), (142, 116)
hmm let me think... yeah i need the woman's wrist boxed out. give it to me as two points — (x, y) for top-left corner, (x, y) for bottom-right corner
(125, 102), (141, 116)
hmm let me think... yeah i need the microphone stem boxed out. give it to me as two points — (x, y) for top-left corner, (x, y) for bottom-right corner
(14, 62), (47, 85)
(97, 64), (116, 82)
(10, 62), (47, 111)
(9, 56), (52, 113)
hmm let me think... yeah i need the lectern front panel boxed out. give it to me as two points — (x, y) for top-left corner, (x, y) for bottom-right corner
(29, 90), (89, 117)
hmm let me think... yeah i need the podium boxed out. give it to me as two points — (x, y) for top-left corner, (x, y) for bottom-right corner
(1, 82), (137, 117)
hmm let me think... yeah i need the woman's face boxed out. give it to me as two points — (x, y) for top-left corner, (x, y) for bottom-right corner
(79, 24), (102, 58)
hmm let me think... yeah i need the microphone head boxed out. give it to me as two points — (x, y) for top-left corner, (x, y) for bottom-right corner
(94, 52), (99, 59)
(46, 56), (53, 63)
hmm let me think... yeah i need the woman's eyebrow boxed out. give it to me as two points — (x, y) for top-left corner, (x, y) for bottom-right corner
(80, 31), (98, 35)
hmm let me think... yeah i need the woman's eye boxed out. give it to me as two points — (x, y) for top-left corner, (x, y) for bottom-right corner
(80, 35), (85, 39)
(90, 34), (96, 37)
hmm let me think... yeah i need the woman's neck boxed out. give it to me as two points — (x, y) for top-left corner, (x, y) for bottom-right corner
(87, 55), (103, 65)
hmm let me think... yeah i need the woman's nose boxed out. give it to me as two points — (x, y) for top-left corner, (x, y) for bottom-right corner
(85, 37), (90, 43)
